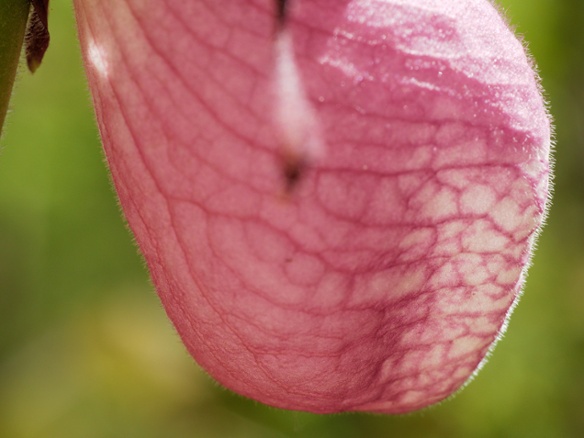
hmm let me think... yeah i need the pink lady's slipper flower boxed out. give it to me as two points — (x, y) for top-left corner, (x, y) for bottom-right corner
(73, 0), (551, 413)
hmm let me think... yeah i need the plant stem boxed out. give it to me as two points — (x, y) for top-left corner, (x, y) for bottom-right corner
(0, 0), (30, 137)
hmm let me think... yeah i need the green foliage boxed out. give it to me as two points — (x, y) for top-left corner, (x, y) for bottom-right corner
(0, 0), (29, 134)
(1, 1), (583, 437)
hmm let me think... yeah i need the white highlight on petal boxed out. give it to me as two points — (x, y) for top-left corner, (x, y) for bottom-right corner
(273, 30), (324, 162)
(87, 39), (110, 79)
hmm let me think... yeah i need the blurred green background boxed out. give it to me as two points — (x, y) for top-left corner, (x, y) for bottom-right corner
(0, 1), (583, 437)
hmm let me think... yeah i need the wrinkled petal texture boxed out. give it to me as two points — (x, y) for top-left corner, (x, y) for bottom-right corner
(74, 0), (550, 413)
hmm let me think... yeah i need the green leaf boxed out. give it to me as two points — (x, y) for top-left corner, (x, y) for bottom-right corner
(0, 0), (30, 137)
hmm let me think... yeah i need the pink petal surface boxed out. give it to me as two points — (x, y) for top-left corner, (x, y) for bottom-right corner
(73, 0), (551, 413)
